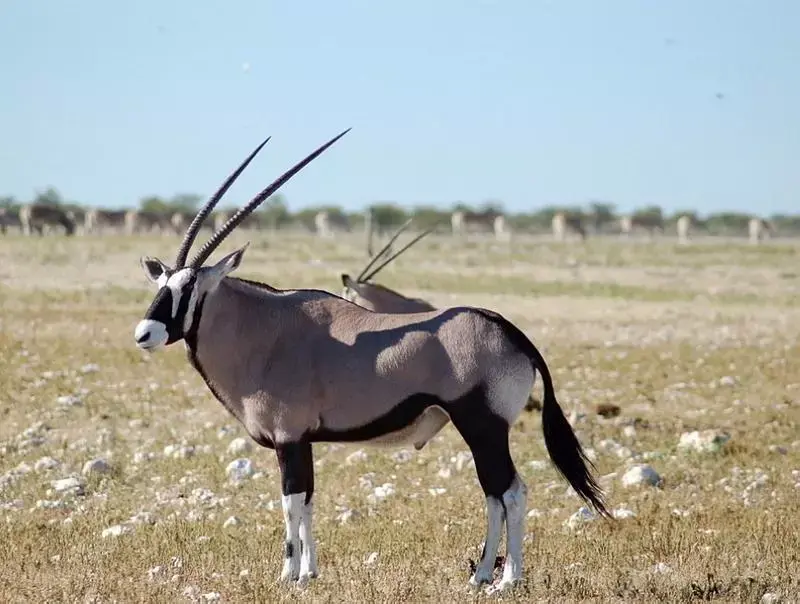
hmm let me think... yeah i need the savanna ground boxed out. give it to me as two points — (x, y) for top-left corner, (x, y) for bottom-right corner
(1, 231), (798, 603)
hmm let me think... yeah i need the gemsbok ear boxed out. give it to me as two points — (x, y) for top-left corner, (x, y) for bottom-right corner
(205, 243), (249, 288)
(141, 256), (170, 284)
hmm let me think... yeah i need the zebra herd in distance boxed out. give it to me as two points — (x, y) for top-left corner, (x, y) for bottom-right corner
(0, 202), (779, 246)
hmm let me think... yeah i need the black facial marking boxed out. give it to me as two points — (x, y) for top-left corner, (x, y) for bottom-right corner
(142, 274), (197, 345)
(276, 441), (315, 504)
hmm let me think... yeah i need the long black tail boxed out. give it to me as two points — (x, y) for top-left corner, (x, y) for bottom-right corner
(533, 343), (610, 517)
(476, 309), (610, 517)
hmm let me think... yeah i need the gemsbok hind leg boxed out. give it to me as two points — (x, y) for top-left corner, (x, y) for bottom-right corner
(447, 389), (528, 590)
(275, 441), (318, 584)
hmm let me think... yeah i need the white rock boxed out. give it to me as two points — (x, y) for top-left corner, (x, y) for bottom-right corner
(367, 483), (395, 503)
(621, 464), (662, 488)
(34, 457), (60, 472)
(56, 395), (83, 407)
(51, 476), (85, 494)
(718, 375), (737, 387)
(102, 524), (132, 538)
(678, 430), (731, 454)
(622, 425), (637, 440)
(336, 508), (361, 524)
(391, 449), (413, 463)
(182, 586), (200, 598)
(428, 488), (447, 496)
(564, 506), (595, 530)
(147, 565), (164, 581)
(761, 593), (781, 604)
(364, 551), (379, 566)
(227, 437), (252, 456)
(202, 592), (221, 602)
(768, 445), (787, 455)
(238, 569), (250, 578)
(132, 451), (155, 464)
(437, 467), (452, 479)
(82, 458), (112, 476)
(652, 562), (672, 574)
(612, 507), (637, 520)
(225, 458), (254, 482)
(223, 515), (240, 528)
(80, 363), (100, 374)
(451, 451), (473, 471)
(528, 460), (548, 471)
(346, 449), (368, 465)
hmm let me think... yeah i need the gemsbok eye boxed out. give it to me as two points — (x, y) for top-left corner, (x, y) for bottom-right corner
(133, 128), (609, 592)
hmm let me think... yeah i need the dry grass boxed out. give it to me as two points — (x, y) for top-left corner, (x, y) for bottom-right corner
(1, 232), (798, 603)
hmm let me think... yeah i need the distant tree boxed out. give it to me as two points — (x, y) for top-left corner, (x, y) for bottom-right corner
(632, 204), (663, 222)
(33, 186), (63, 206)
(588, 201), (617, 229)
(139, 196), (170, 213)
(410, 205), (450, 230)
(0, 196), (17, 209)
(169, 193), (203, 212)
(368, 202), (407, 228)
(259, 194), (291, 229)
(478, 199), (504, 214)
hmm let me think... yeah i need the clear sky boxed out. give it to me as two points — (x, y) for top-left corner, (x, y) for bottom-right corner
(2, 1), (798, 216)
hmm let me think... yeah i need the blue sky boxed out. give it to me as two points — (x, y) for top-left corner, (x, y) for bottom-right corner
(2, 1), (798, 216)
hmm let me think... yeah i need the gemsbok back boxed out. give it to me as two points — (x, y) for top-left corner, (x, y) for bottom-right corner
(133, 129), (609, 591)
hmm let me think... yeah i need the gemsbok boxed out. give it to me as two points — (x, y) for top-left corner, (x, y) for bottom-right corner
(133, 130), (609, 591)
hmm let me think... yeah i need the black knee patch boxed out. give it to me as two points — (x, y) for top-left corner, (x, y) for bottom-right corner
(276, 441), (315, 500)
(285, 541), (294, 558)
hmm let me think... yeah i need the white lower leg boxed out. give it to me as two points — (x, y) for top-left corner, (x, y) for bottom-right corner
(499, 475), (528, 589)
(298, 498), (318, 582)
(470, 496), (505, 586)
(280, 493), (303, 582)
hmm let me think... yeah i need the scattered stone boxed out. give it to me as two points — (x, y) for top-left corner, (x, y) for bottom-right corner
(34, 456), (60, 472)
(528, 460), (548, 471)
(56, 395), (83, 407)
(367, 483), (395, 503)
(223, 515), (240, 528)
(429, 488), (447, 496)
(202, 592), (221, 602)
(761, 593), (781, 604)
(391, 449), (413, 463)
(678, 430), (731, 454)
(768, 444), (787, 455)
(564, 507), (595, 530)
(51, 476), (85, 495)
(364, 551), (379, 566)
(718, 375), (737, 387)
(612, 507), (637, 520)
(652, 562), (672, 574)
(101, 524), (132, 538)
(227, 437), (251, 456)
(336, 508), (361, 524)
(621, 464), (662, 488)
(147, 566), (164, 581)
(226, 458), (254, 482)
(451, 451), (473, 471)
(346, 449), (368, 465)
(80, 363), (100, 374)
(82, 458), (112, 476)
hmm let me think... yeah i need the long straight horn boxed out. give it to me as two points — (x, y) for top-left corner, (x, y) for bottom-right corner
(355, 218), (413, 282)
(188, 128), (351, 268)
(361, 225), (436, 283)
(174, 136), (272, 268)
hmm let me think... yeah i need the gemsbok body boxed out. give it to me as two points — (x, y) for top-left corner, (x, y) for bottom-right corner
(341, 221), (542, 413)
(133, 130), (609, 592)
(19, 203), (76, 236)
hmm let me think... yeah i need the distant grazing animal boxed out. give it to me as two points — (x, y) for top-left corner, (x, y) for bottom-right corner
(0, 207), (22, 234)
(133, 130), (608, 591)
(551, 212), (586, 241)
(125, 209), (172, 235)
(19, 203), (76, 236)
(676, 215), (692, 245)
(619, 214), (664, 238)
(314, 210), (350, 237)
(84, 208), (128, 235)
(748, 217), (773, 245)
(451, 209), (507, 240)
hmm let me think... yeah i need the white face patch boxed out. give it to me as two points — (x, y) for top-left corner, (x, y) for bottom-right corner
(164, 268), (196, 319)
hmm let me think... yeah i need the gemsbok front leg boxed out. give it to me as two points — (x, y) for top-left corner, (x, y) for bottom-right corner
(276, 441), (318, 584)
